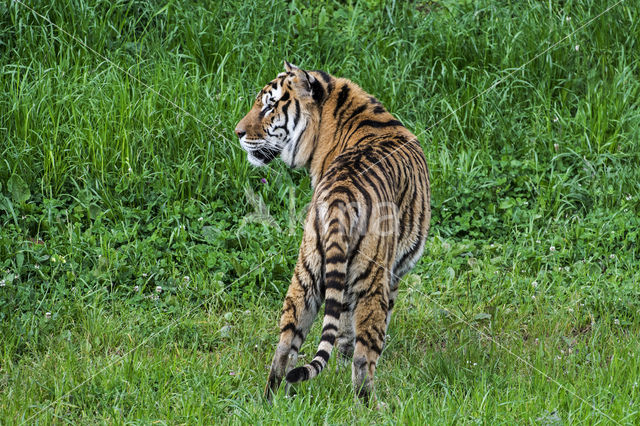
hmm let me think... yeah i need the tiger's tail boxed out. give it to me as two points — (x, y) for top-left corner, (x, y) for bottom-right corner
(286, 203), (350, 384)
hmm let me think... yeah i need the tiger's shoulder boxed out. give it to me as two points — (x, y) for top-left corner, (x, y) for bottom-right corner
(310, 77), (422, 182)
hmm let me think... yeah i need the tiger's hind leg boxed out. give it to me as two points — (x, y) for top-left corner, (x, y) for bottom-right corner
(351, 267), (391, 404)
(265, 252), (322, 401)
(385, 275), (400, 330)
(336, 303), (355, 368)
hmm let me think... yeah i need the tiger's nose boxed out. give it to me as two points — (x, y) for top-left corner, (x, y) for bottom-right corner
(235, 126), (246, 139)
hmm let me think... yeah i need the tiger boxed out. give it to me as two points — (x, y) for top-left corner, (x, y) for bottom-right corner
(234, 61), (431, 404)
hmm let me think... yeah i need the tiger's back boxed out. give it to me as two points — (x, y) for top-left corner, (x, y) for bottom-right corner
(234, 62), (430, 403)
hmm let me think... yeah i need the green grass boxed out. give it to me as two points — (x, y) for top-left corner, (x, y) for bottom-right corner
(1, 0), (640, 423)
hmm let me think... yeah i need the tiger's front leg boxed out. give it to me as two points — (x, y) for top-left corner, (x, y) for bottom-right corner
(265, 239), (323, 401)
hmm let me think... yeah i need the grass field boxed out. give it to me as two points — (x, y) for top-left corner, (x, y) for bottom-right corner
(1, 0), (640, 423)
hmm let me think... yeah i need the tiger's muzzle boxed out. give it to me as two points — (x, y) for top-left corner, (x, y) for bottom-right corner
(237, 135), (282, 167)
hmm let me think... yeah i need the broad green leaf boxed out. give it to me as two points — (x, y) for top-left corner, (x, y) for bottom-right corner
(7, 174), (31, 204)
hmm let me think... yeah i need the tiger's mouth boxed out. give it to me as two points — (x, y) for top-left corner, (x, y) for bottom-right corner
(253, 147), (281, 164)
(246, 146), (282, 167)
(239, 138), (282, 167)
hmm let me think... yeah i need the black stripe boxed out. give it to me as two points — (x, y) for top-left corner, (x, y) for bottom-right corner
(322, 323), (338, 334)
(356, 335), (382, 355)
(293, 99), (301, 126)
(397, 181), (410, 207)
(326, 254), (345, 265)
(335, 99), (355, 133)
(316, 349), (331, 362)
(265, 127), (281, 138)
(325, 241), (345, 253)
(371, 163), (395, 202)
(311, 359), (323, 372)
(326, 80), (334, 97)
(347, 234), (363, 266)
(336, 99), (362, 142)
(404, 198), (416, 243)
(313, 213), (326, 261)
(344, 104), (367, 126)
(287, 295), (298, 321)
(357, 166), (386, 205)
(301, 257), (318, 291)
(281, 100), (291, 126)
(397, 213), (406, 243)
(352, 268), (382, 300)
(325, 280), (342, 290)
(372, 324), (386, 341)
(311, 78), (326, 104)
(327, 198), (350, 212)
(347, 179), (372, 231)
(328, 223), (346, 235)
(353, 133), (377, 146)
(327, 218), (341, 227)
(366, 329), (384, 353)
(325, 270), (345, 280)
(324, 299), (342, 318)
(355, 336), (369, 348)
(396, 240), (420, 273)
(333, 84), (351, 117)
(320, 333), (336, 345)
(378, 297), (389, 313)
(312, 215), (326, 296)
(359, 309), (374, 327)
(316, 70), (331, 83)
(280, 323), (297, 334)
(355, 119), (403, 132)
(352, 260), (374, 285)
(371, 259), (384, 285)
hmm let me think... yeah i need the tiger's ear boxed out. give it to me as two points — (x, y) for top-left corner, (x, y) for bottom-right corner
(284, 61), (315, 96)
(284, 60), (298, 73)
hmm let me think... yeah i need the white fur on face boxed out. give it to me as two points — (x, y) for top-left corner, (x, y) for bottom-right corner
(280, 110), (308, 168)
(261, 85), (282, 111)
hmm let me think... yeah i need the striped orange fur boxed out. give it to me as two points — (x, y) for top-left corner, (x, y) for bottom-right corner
(235, 61), (431, 403)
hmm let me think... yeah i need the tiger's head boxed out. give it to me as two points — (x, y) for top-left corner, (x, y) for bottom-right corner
(235, 61), (328, 168)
